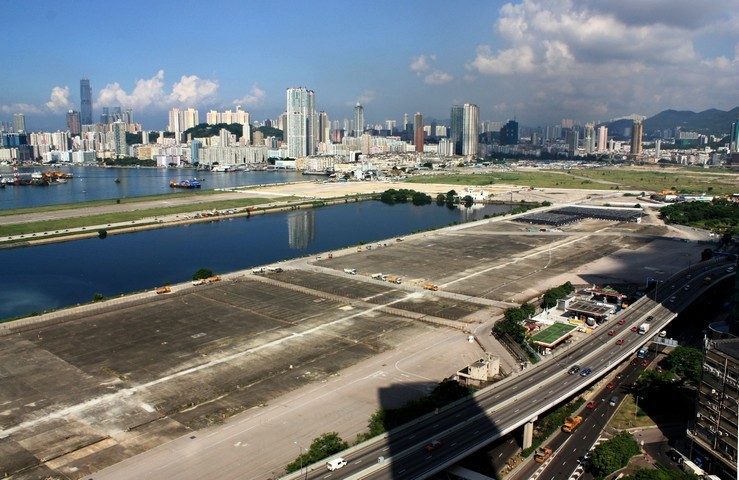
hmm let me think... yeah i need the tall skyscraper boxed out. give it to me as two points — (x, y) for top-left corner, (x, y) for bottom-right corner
(583, 123), (595, 154)
(500, 120), (519, 145)
(13, 113), (26, 133)
(414, 112), (423, 152)
(66, 110), (81, 135)
(597, 125), (608, 152)
(80, 79), (93, 125)
(566, 129), (579, 157)
(112, 121), (127, 156)
(450, 105), (464, 155)
(318, 111), (330, 144)
(730, 118), (739, 153)
(631, 120), (643, 155)
(353, 103), (364, 137)
(462, 103), (479, 157)
(286, 87), (316, 158)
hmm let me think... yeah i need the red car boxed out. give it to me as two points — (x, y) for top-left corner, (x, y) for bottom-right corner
(631, 358), (639, 365)
(606, 382), (615, 389)
(607, 330), (616, 336)
(616, 339), (625, 345)
(425, 440), (444, 452)
(631, 326), (639, 332)
(586, 401), (596, 409)
(617, 319), (626, 325)
(641, 360), (649, 367)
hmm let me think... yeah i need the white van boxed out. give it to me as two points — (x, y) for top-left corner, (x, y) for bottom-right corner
(327, 457), (347, 471)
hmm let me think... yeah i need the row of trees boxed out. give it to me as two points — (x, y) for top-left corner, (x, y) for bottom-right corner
(541, 281), (575, 308)
(379, 188), (432, 205)
(660, 199), (739, 235)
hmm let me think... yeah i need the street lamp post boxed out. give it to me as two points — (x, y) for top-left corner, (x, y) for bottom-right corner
(294, 441), (304, 479)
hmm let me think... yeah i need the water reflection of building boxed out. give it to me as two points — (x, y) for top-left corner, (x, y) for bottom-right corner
(287, 209), (316, 250)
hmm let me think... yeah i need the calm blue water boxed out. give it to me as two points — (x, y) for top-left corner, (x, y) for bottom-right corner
(0, 202), (511, 320)
(0, 166), (305, 210)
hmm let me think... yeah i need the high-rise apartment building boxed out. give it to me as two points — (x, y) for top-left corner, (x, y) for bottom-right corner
(13, 113), (26, 133)
(168, 108), (199, 139)
(80, 79), (93, 125)
(500, 120), (519, 146)
(631, 120), (643, 155)
(566, 129), (579, 156)
(66, 110), (81, 136)
(318, 111), (330, 144)
(583, 123), (595, 154)
(730, 119), (739, 153)
(450, 105), (464, 155)
(286, 87), (316, 158)
(462, 103), (479, 157)
(353, 103), (364, 137)
(414, 113), (424, 152)
(112, 121), (127, 156)
(688, 338), (738, 479)
(597, 125), (608, 152)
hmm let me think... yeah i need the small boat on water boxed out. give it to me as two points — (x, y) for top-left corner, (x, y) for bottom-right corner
(170, 179), (202, 189)
(114, 178), (121, 183)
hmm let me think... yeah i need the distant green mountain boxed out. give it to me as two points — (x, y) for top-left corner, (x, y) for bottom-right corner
(644, 106), (739, 134)
(603, 107), (739, 136)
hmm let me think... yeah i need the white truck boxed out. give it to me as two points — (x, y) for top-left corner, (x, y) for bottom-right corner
(638, 323), (650, 334)
(343, 268), (357, 275)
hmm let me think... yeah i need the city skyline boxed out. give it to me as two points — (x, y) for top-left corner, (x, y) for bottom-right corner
(2, 0), (738, 131)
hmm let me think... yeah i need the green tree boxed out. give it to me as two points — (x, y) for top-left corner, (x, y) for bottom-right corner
(590, 431), (640, 479)
(193, 268), (213, 281)
(665, 346), (703, 383)
(285, 432), (349, 473)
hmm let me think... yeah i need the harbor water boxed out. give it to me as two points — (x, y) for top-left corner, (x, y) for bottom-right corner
(0, 201), (513, 320)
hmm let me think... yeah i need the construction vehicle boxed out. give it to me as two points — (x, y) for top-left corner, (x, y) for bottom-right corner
(423, 283), (439, 291)
(534, 446), (552, 463)
(561, 415), (582, 433)
(156, 286), (171, 294)
(387, 276), (401, 284)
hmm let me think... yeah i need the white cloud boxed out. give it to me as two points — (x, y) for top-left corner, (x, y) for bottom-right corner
(233, 85), (266, 107)
(97, 70), (219, 110)
(466, 0), (739, 121)
(410, 54), (434, 73)
(424, 71), (453, 85)
(410, 54), (453, 85)
(169, 75), (218, 105)
(356, 90), (376, 105)
(45, 86), (72, 112)
(0, 103), (42, 114)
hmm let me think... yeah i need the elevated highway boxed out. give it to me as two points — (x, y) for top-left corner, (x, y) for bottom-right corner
(284, 258), (735, 480)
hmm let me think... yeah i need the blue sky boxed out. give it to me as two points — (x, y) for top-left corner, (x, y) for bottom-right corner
(2, 0), (739, 132)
